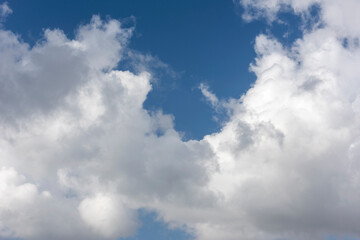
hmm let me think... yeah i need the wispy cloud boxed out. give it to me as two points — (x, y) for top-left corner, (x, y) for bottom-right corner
(0, 2), (12, 20)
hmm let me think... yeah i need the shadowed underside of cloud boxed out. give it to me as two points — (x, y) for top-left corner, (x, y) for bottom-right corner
(1, 1), (360, 240)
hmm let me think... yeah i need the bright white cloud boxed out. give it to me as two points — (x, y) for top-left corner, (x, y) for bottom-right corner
(78, 193), (138, 238)
(192, 1), (360, 239)
(2, 1), (360, 240)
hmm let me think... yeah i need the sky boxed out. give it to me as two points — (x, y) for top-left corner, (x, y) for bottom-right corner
(1, 0), (360, 240)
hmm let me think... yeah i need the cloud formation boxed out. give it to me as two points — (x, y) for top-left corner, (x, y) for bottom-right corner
(0, 12), (215, 240)
(0, 2), (12, 20)
(1, 1), (360, 240)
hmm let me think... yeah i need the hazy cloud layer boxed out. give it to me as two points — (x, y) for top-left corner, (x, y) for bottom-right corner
(1, 1), (360, 240)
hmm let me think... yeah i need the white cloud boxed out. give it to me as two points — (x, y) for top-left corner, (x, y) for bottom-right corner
(239, 0), (320, 22)
(2, 1), (360, 240)
(0, 2), (12, 20)
(239, 0), (360, 37)
(191, 1), (360, 239)
(0, 167), (88, 240)
(199, 83), (219, 109)
(78, 193), (138, 238)
(0, 15), (216, 240)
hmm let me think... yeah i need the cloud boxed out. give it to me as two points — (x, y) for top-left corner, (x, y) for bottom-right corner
(0, 2), (12, 20)
(0, 167), (51, 238)
(0, 15), (216, 240)
(239, 0), (360, 37)
(78, 193), (138, 238)
(2, 1), (360, 240)
(190, 1), (360, 239)
(199, 83), (219, 109)
(238, 0), (320, 22)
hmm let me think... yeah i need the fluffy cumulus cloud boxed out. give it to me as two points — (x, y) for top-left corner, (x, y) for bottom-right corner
(0, 14), (216, 240)
(196, 0), (360, 239)
(2, 1), (360, 240)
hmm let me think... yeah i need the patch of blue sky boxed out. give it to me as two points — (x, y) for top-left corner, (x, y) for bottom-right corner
(4, 1), (322, 140)
(328, 235), (360, 240)
(121, 209), (194, 240)
(270, 3), (322, 47)
(5, 0), (265, 140)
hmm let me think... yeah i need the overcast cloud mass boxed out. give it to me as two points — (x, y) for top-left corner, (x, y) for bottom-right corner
(1, 0), (360, 239)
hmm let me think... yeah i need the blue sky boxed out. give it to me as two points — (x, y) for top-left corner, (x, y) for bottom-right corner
(2, 0), (360, 240)
(5, 0), (260, 139)
(4, 0), (306, 141)
(5, 0), (287, 140)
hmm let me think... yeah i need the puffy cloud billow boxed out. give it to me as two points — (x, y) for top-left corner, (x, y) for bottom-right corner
(1, 1), (360, 240)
